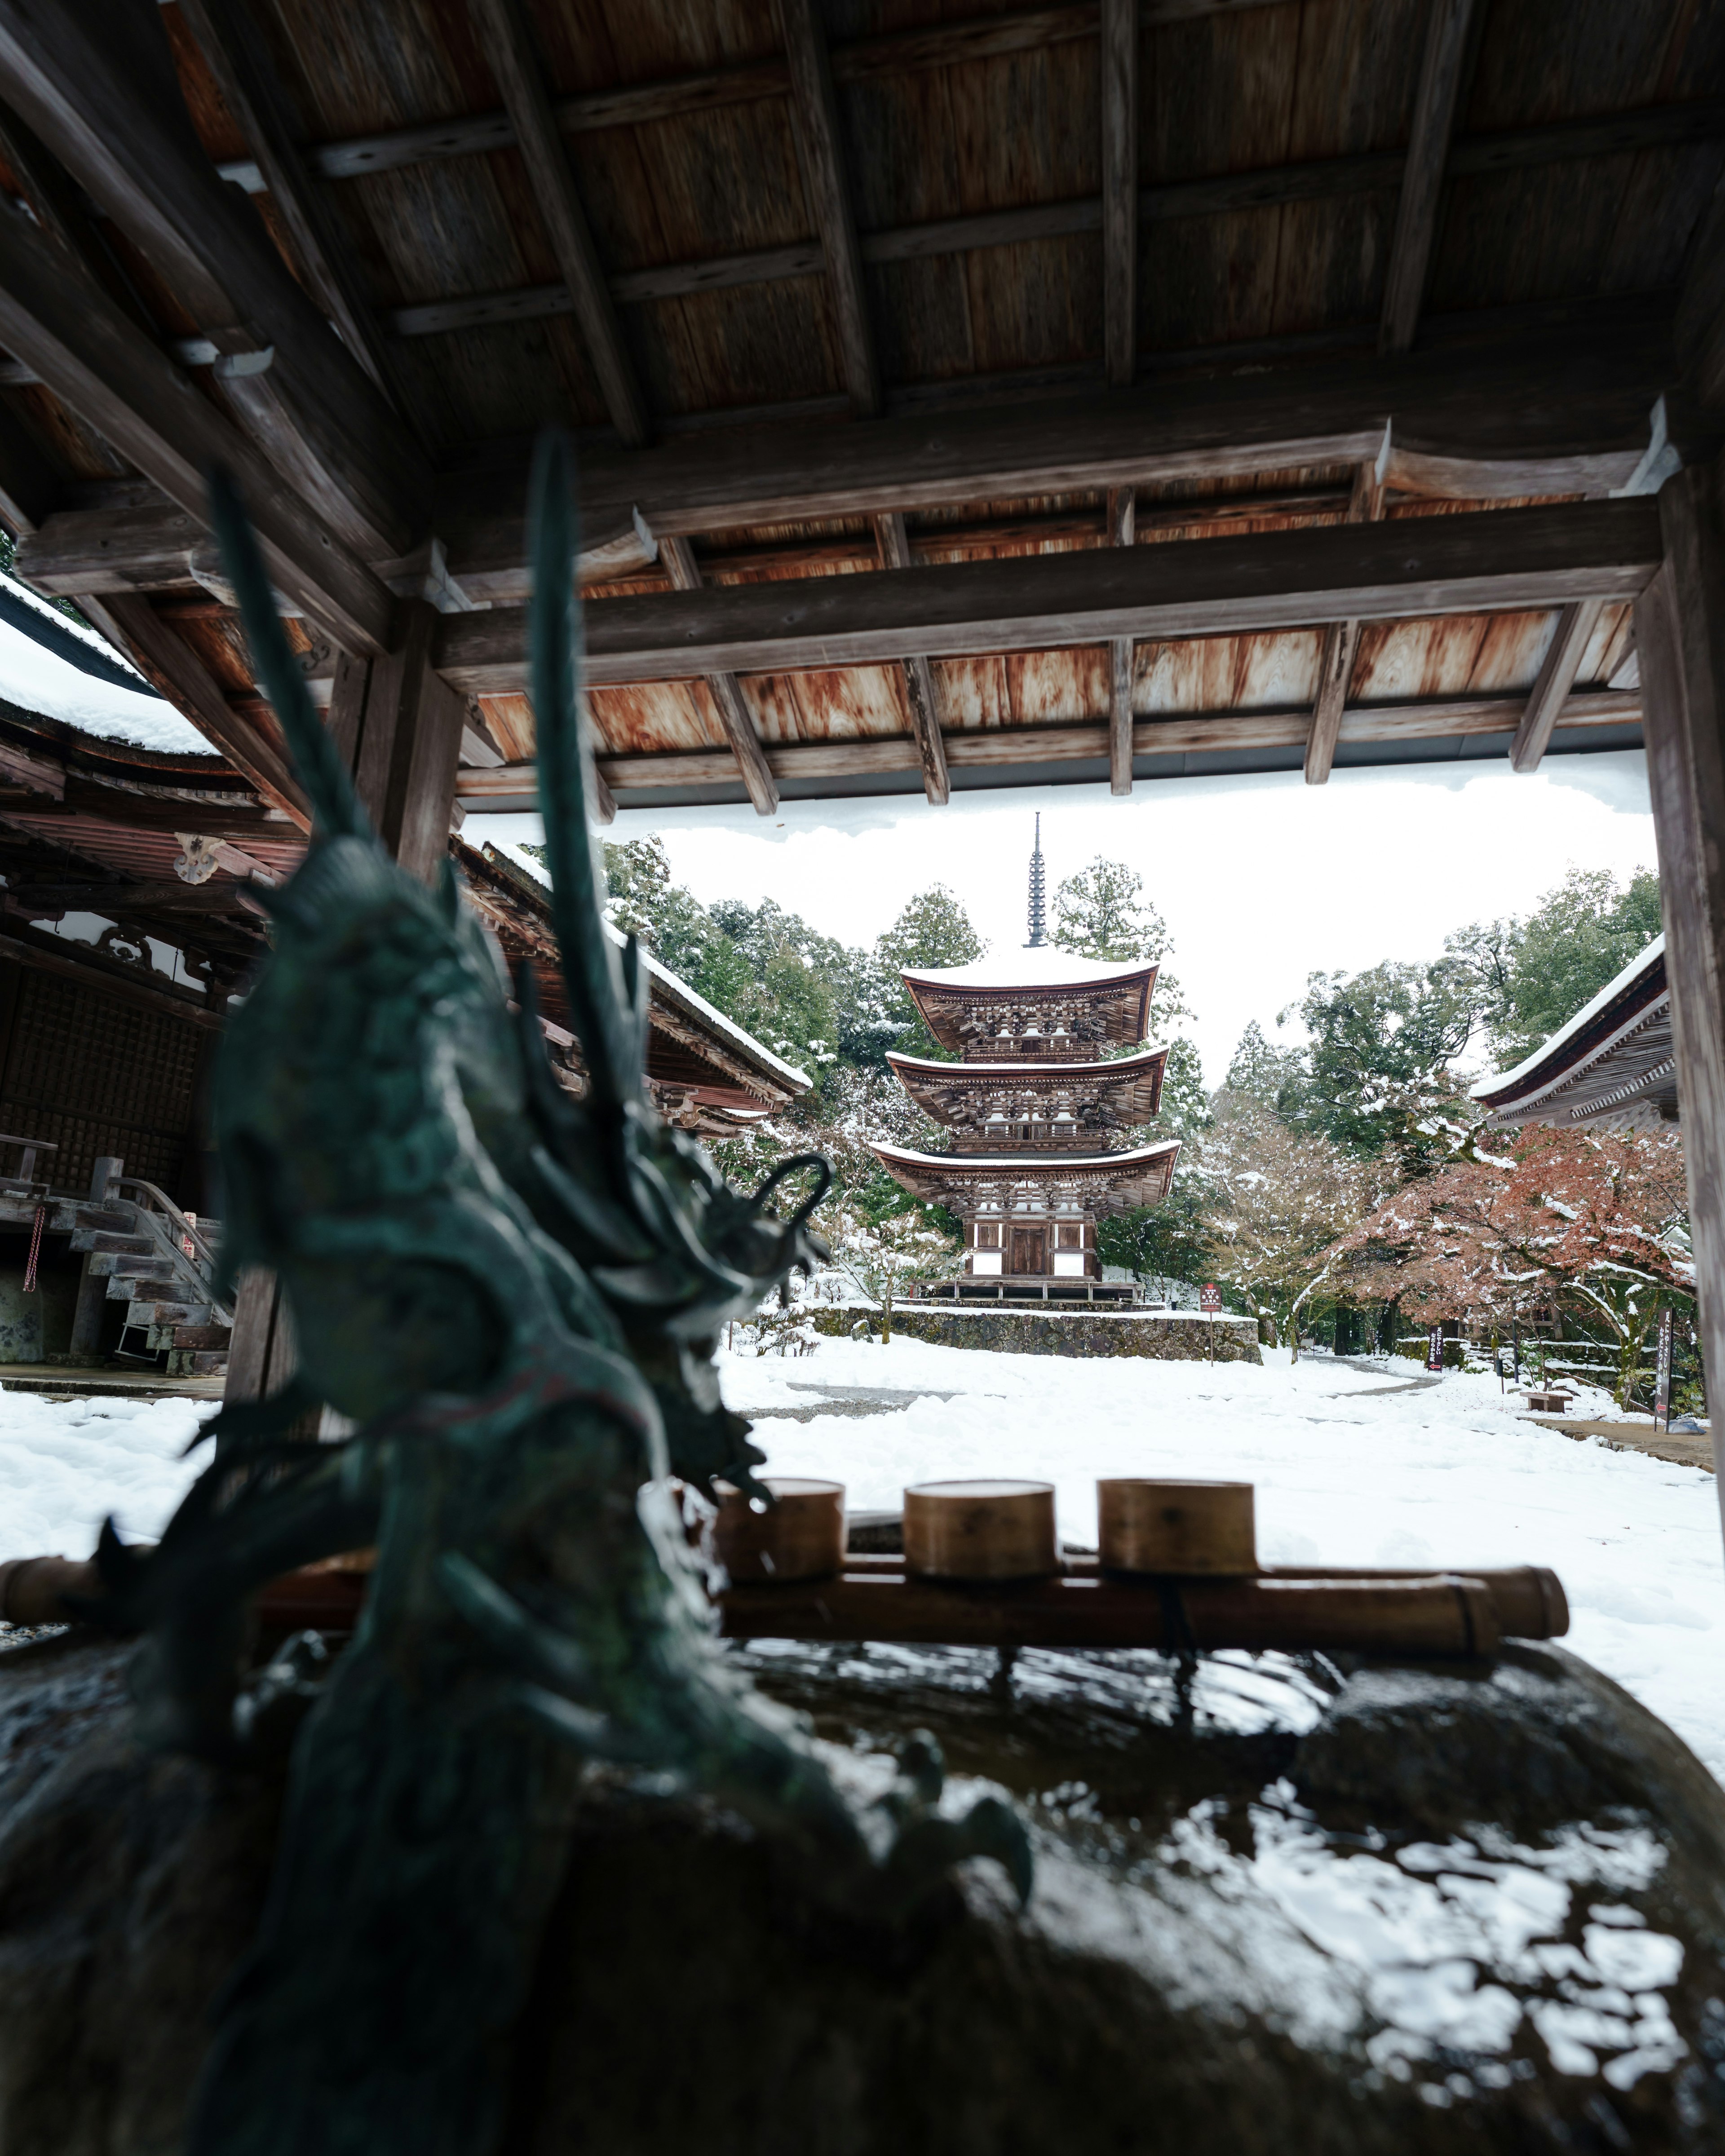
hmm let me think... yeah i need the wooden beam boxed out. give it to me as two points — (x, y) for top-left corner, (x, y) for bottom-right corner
(172, 0), (416, 427)
(778, 0), (880, 418)
(463, 0), (650, 446)
(1304, 449), (1387, 784)
(872, 512), (950, 805)
(1100, 0), (1137, 388)
(0, 0), (427, 560)
(1633, 463), (1725, 1524)
(25, 323), (1671, 601)
(1380, 0), (1477, 354)
(1106, 485), (1135, 794)
(437, 499), (1664, 695)
(1508, 599), (1606, 773)
(450, 688), (1641, 801)
(0, 194), (396, 654)
(329, 603), (467, 881)
(81, 592), (310, 826)
(658, 536), (778, 816)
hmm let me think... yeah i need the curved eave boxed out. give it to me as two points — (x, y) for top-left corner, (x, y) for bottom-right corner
(886, 1044), (1168, 1125)
(870, 1138), (1181, 1209)
(1472, 937), (1666, 1113)
(905, 971), (1157, 1055)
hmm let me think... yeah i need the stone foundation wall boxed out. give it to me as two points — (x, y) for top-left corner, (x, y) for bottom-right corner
(812, 1307), (1261, 1362)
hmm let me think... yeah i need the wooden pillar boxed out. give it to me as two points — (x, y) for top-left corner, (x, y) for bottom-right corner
(66, 1153), (122, 1359)
(1633, 462), (1725, 1530)
(223, 598), (464, 1405)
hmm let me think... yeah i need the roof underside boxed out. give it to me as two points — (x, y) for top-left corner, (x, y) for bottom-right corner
(0, 0), (1715, 817)
(871, 1135), (1180, 1211)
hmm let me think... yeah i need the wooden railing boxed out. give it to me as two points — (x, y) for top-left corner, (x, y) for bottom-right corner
(0, 1132), (57, 1192)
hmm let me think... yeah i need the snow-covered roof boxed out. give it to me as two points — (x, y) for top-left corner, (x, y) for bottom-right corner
(885, 1044), (1167, 1078)
(870, 1138), (1180, 1171)
(1472, 936), (1666, 1101)
(0, 569), (209, 754)
(900, 946), (1156, 991)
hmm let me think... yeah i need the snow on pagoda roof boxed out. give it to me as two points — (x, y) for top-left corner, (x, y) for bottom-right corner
(870, 1138), (1180, 1172)
(1471, 935), (1665, 1105)
(885, 1044), (1167, 1078)
(899, 946), (1157, 992)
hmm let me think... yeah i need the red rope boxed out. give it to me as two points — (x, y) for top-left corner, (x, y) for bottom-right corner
(22, 1202), (46, 1294)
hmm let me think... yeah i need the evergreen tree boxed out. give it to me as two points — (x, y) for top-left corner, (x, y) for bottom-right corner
(873, 884), (986, 1060)
(1051, 856), (1166, 963)
(1223, 1020), (1305, 1109)
(1448, 867), (1663, 1068)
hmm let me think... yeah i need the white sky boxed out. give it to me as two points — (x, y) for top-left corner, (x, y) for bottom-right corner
(467, 747), (1658, 1087)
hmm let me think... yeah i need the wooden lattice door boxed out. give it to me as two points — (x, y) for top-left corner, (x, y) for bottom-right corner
(1008, 1226), (1044, 1275)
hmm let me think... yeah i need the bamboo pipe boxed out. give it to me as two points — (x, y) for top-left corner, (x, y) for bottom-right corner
(717, 1570), (1509, 1655)
(0, 1555), (98, 1626)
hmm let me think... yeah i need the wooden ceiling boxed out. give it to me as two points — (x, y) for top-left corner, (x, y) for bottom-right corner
(0, 0), (1717, 819)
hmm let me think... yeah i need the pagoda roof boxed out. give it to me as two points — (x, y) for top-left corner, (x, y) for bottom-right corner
(1471, 936), (1674, 1133)
(886, 1045), (1167, 1125)
(900, 947), (1158, 994)
(870, 1137), (1180, 1213)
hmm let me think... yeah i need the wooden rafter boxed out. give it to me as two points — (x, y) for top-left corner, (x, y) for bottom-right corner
(0, 0), (427, 561)
(1380, 0), (1477, 355)
(172, 0), (417, 430)
(1304, 449), (1387, 785)
(1508, 600), (1607, 774)
(0, 195), (394, 654)
(288, 106), (1725, 338)
(1106, 486), (1135, 795)
(1100, 0), (1137, 387)
(464, 0), (650, 446)
(437, 499), (1663, 695)
(872, 512), (950, 807)
(82, 592), (310, 827)
(778, 0), (880, 419)
(453, 690), (1642, 808)
(658, 537), (778, 817)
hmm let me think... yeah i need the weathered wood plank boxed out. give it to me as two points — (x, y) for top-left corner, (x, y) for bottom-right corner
(659, 535), (778, 816)
(565, 323), (1663, 537)
(1508, 598), (1607, 773)
(1380, 0), (1477, 354)
(0, 191), (395, 655)
(1303, 451), (1387, 784)
(1633, 464), (1725, 1518)
(436, 500), (1663, 694)
(873, 510), (950, 805)
(367, 106), (1724, 334)
(1101, 0), (1137, 388)
(451, 687), (1640, 797)
(778, 0), (880, 417)
(1106, 485), (1135, 794)
(465, 0), (650, 446)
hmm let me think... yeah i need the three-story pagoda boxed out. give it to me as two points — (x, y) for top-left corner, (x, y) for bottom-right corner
(871, 821), (1179, 1303)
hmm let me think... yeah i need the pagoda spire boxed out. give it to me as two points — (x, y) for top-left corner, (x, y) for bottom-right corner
(1025, 813), (1047, 946)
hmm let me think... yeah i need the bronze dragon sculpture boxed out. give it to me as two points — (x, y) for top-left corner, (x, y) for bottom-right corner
(90, 436), (1030, 2155)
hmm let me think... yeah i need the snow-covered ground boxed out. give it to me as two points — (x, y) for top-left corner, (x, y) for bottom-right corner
(4, 1340), (1723, 1785)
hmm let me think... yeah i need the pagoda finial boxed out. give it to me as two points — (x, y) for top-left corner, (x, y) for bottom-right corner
(1025, 813), (1047, 946)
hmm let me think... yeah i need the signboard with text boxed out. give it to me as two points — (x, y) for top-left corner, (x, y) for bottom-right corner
(1425, 1325), (1445, 1373)
(1655, 1307), (1674, 1430)
(1199, 1284), (1222, 1314)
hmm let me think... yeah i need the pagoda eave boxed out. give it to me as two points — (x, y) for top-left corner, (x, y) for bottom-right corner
(870, 1139), (1180, 1213)
(885, 1044), (1168, 1127)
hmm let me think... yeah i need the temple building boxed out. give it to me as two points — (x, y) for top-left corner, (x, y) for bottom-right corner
(871, 821), (1179, 1305)
(1472, 936), (1676, 1134)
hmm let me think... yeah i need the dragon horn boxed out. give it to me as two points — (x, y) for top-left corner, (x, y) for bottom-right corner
(207, 465), (370, 844)
(527, 429), (641, 1113)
